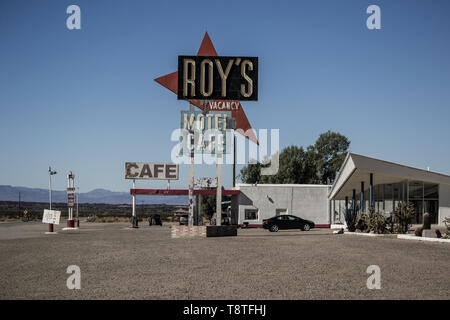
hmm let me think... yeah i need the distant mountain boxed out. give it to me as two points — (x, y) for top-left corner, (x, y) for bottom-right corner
(0, 185), (188, 205)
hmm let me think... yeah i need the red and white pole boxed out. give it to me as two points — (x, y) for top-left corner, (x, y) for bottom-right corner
(67, 171), (75, 228)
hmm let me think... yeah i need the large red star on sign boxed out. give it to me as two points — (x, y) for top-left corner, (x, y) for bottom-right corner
(154, 32), (258, 145)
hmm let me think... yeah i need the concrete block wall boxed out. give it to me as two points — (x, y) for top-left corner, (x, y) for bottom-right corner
(237, 184), (331, 227)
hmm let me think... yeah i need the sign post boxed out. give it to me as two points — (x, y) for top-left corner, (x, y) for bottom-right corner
(65, 172), (75, 229)
(216, 153), (222, 226)
(155, 33), (258, 237)
(233, 135), (236, 187)
(47, 167), (57, 233)
(43, 209), (61, 234)
(188, 104), (195, 227)
(76, 187), (79, 228)
(132, 179), (137, 228)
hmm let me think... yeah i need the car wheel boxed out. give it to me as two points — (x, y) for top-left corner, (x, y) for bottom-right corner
(270, 225), (279, 232)
(303, 224), (311, 231)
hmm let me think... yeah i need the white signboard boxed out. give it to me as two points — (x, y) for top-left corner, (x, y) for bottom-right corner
(42, 209), (61, 225)
(194, 177), (218, 189)
(180, 110), (233, 155)
(125, 162), (179, 180)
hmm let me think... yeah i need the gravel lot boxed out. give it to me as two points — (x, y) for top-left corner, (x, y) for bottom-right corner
(0, 221), (449, 299)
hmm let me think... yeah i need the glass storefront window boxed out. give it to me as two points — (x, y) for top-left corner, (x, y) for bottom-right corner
(425, 200), (438, 224)
(347, 181), (439, 224)
(409, 181), (423, 199)
(424, 183), (438, 199)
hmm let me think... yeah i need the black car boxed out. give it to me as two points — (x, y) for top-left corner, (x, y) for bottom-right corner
(263, 215), (315, 232)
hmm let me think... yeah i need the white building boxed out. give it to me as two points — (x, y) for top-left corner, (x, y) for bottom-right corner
(329, 153), (450, 226)
(232, 153), (450, 227)
(233, 184), (331, 227)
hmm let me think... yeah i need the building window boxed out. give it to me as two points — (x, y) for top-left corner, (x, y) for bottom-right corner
(276, 208), (288, 216)
(244, 209), (258, 220)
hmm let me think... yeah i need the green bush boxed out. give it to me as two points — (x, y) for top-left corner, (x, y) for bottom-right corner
(367, 206), (388, 234)
(392, 202), (415, 234)
(443, 217), (450, 239)
(344, 208), (358, 232)
(354, 212), (369, 232)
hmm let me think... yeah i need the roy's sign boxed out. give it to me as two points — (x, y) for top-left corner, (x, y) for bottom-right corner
(125, 162), (179, 180)
(178, 56), (258, 101)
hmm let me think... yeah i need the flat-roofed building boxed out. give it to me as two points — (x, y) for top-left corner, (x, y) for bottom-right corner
(234, 184), (331, 227)
(329, 153), (450, 225)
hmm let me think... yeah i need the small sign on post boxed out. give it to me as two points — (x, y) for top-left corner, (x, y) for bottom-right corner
(194, 177), (218, 189)
(42, 209), (61, 225)
(68, 194), (74, 207)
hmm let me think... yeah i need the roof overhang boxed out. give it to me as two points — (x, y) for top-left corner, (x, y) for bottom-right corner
(329, 153), (450, 200)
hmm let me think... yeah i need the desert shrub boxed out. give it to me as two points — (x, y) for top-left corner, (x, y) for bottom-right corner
(85, 215), (130, 223)
(354, 212), (369, 232)
(367, 206), (388, 234)
(86, 215), (97, 222)
(392, 202), (415, 234)
(344, 208), (358, 232)
(443, 217), (450, 239)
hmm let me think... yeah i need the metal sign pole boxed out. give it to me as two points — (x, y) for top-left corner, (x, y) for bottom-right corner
(188, 104), (195, 227)
(188, 152), (194, 226)
(233, 135), (236, 188)
(48, 169), (53, 232)
(132, 179), (136, 227)
(71, 174), (74, 223)
(216, 152), (222, 226)
(76, 187), (79, 228)
(66, 172), (75, 228)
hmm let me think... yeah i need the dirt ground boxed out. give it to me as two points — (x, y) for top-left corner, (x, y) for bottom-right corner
(0, 220), (449, 299)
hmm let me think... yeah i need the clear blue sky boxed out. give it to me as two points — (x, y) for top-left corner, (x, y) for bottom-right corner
(1, 0), (449, 193)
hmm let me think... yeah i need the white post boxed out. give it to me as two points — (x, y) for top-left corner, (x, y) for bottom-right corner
(70, 174), (74, 221)
(188, 141), (194, 227)
(188, 104), (195, 227)
(76, 187), (79, 221)
(67, 174), (70, 221)
(49, 171), (52, 210)
(216, 153), (222, 226)
(47, 167), (56, 233)
(132, 179), (136, 219)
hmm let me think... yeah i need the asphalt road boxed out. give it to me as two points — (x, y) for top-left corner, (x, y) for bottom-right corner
(0, 221), (449, 299)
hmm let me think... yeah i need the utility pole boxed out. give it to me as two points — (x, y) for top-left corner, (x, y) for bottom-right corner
(48, 167), (57, 232)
